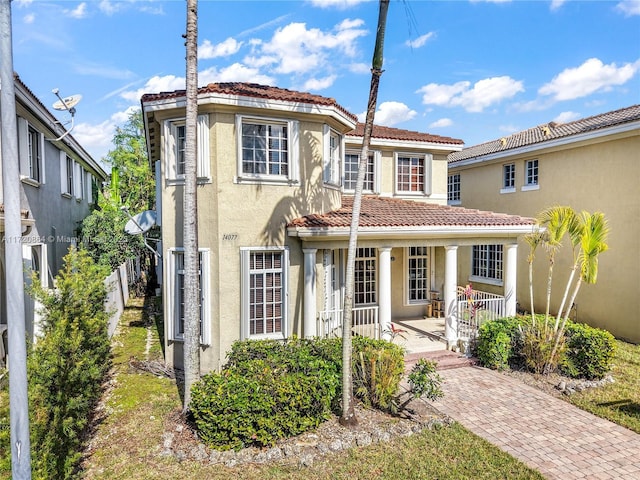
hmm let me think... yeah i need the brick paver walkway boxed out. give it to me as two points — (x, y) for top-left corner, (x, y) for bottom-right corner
(430, 366), (640, 479)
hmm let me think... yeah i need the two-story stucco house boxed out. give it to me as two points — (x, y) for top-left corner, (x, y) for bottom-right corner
(141, 83), (535, 372)
(448, 105), (640, 343)
(0, 75), (107, 356)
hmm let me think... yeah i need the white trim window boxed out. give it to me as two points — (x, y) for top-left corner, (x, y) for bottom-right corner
(166, 248), (211, 345)
(395, 153), (432, 195)
(501, 163), (516, 193)
(355, 247), (376, 305)
(344, 150), (378, 193)
(447, 173), (460, 204)
(18, 118), (44, 184)
(74, 162), (84, 200)
(164, 115), (211, 182)
(236, 115), (299, 184)
(406, 247), (429, 304)
(471, 245), (503, 284)
(241, 247), (289, 339)
(60, 153), (74, 196)
(323, 126), (342, 187)
(523, 159), (539, 190)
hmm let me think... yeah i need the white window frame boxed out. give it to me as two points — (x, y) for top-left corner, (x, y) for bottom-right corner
(355, 247), (377, 306)
(164, 115), (211, 183)
(240, 247), (289, 340)
(501, 163), (516, 194)
(395, 153), (432, 196)
(470, 244), (504, 286)
(74, 162), (83, 201)
(447, 173), (461, 204)
(343, 149), (379, 194)
(235, 114), (299, 185)
(405, 246), (430, 305)
(60, 152), (74, 197)
(18, 117), (45, 185)
(522, 159), (539, 191)
(166, 248), (211, 345)
(323, 125), (342, 187)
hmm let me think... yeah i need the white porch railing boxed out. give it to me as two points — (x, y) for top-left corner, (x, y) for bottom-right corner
(317, 305), (380, 340)
(456, 286), (505, 341)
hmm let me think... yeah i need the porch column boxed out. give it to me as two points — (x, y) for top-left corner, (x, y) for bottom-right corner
(504, 243), (518, 316)
(303, 248), (317, 338)
(378, 247), (392, 341)
(444, 245), (458, 345)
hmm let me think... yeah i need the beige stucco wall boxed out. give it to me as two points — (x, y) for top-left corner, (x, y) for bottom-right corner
(450, 132), (640, 342)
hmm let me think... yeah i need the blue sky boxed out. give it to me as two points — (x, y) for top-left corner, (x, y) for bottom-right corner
(10, 0), (640, 162)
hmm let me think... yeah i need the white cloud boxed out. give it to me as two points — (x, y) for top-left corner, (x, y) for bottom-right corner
(66, 3), (87, 19)
(120, 75), (185, 102)
(73, 62), (134, 80)
(357, 101), (417, 126)
(429, 118), (453, 128)
(550, 0), (566, 11)
(406, 32), (435, 49)
(499, 124), (520, 135)
(616, 0), (640, 16)
(199, 63), (276, 85)
(417, 76), (524, 112)
(15, 0), (33, 6)
(348, 62), (370, 74)
(199, 38), (243, 60)
(539, 58), (639, 101)
(99, 0), (120, 16)
(73, 106), (140, 161)
(23, 13), (35, 24)
(309, 0), (370, 9)
(553, 111), (581, 123)
(302, 75), (338, 91)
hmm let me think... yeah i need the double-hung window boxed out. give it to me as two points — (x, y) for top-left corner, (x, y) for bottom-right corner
(344, 150), (377, 193)
(60, 153), (74, 196)
(447, 174), (460, 203)
(323, 126), (341, 186)
(167, 248), (211, 345)
(241, 248), (289, 339)
(502, 163), (515, 193)
(355, 248), (377, 305)
(396, 154), (432, 195)
(524, 159), (539, 190)
(236, 115), (299, 184)
(164, 115), (210, 182)
(407, 247), (429, 303)
(17, 117), (44, 184)
(471, 245), (503, 284)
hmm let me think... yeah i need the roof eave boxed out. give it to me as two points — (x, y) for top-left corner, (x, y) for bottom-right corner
(346, 134), (463, 152)
(287, 224), (535, 239)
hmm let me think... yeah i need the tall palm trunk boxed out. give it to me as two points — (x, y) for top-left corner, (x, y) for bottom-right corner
(182, 0), (200, 412)
(341, 0), (389, 426)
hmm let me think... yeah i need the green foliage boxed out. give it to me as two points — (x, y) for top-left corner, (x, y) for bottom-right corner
(353, 341), (405, 412)
(476, 317), (521, 370)
(519, 319), (564, 374)
(25, 248), (111, 479)
(408, 358), (444, 401)
(562, 322), (617, 380)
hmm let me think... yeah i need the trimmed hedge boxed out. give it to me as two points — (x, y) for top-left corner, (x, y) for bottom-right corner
(475, 317), (522, 370)
(190, 336), (405, 450)
(562, 322), (617, 380)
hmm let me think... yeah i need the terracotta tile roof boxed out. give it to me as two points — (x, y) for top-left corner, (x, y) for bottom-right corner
(288, 196), (534, 230)
(141, 82), (358, 123)
(348, 123), (463, 145)
(449, 104), (640, 163)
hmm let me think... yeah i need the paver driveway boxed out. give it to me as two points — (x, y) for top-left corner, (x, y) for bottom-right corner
(431, 366), (640, 480)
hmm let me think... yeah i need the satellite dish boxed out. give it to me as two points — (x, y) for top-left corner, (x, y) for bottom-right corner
(124, 210), (157, 235)
(52, 93), (82, 112)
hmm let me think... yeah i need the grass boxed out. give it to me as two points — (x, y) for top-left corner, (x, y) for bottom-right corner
(564, 340), (640, 433)
(81, 295), (545, 480)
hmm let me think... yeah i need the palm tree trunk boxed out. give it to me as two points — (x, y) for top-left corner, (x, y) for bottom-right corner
(545, 276), (582, 374)
(182, 0), (200, 413)
(341, 0), (389, 426)
(555, 259), (578, 331)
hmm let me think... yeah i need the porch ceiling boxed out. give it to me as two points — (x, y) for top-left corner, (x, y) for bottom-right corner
(287, 196), (535, 241)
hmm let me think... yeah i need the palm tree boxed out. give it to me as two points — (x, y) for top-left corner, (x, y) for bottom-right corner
(524, 228), (544, 323)
(546, 211), (609, 373)
(182, 0), (200, 413)
(341, 0), (389, 427)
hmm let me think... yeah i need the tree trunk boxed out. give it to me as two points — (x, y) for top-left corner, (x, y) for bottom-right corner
(182, 0), (200, 413)
(340, 0), (389, 427)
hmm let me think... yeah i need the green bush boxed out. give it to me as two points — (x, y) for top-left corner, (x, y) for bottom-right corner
(408, 358), (444, 401)
(476, 317), (521, 370)
(24, 248), (111, 479)
(353, 340), (405, 412)
(519, 319), (562, 374)
(562, 322), (617, 380)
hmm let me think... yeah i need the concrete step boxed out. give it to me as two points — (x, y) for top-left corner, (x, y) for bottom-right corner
(405, 349), (478, 371)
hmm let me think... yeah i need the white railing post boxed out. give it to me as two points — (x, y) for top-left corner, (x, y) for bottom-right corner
(378, 247), (392, 341)
(303, 248), (318, 338)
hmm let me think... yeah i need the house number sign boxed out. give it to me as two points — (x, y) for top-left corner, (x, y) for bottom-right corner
(222, 233), (238, 241)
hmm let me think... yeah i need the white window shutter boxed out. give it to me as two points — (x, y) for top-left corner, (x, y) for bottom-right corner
(17, 117), (29, 176)
(289, 120), (300, 182)
(281, 248), (289, 337)
(322, 124), (330, 183)
(197, 114), (210, 179)
(39, 131), (46, 184)
(200, 249), (211, 345)
(373, 150), (382, 194)
(166, 249), (176, 341)
(424, 154), (433, 196)
(240, 249), (250, 340)
(59, 151), (66, 193)
(155, 160), (162, 226)
(164, 120), (177, 180)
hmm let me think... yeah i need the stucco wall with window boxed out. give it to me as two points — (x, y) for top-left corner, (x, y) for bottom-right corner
(449, 132), (640, 342)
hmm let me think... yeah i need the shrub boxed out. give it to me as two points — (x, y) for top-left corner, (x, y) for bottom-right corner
(353, 340), (405, 412)
(408, 358), (444, 401)
(562, 322), (617, 380)
(476, 317), (521, 370)
(519, 319), (562, 374)
(25, 247), (111, 479)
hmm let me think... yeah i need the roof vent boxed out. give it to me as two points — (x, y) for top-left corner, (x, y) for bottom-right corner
(500, 137), (507, 146)
(541, 125), (551, 136)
